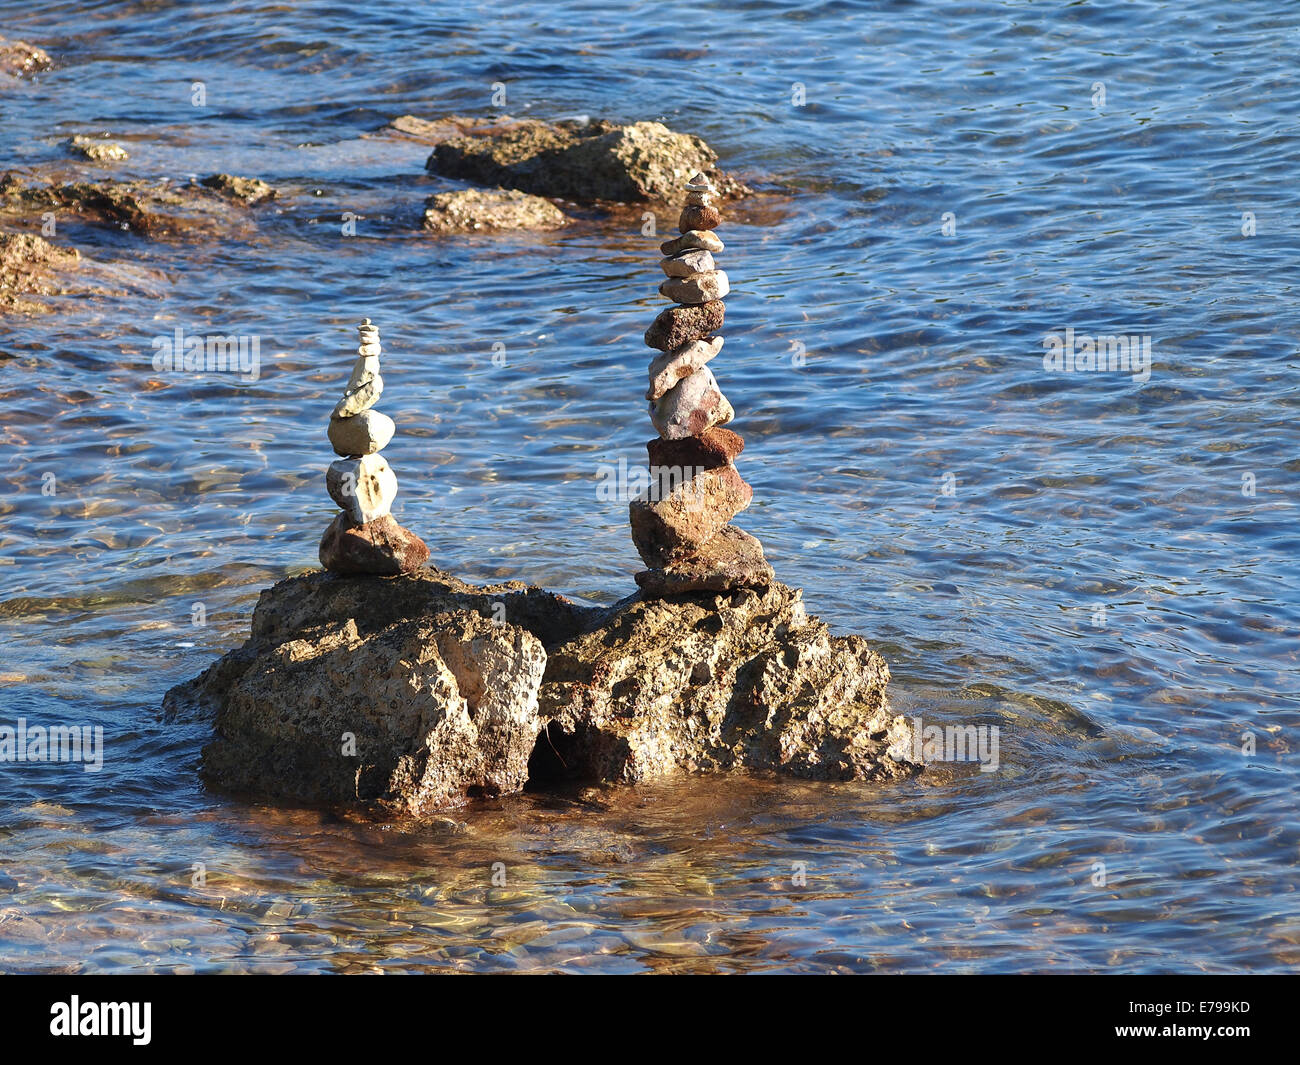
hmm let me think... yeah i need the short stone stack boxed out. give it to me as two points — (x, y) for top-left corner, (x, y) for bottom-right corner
(319, 319), (430, 575)
(630, 173), (774, 596)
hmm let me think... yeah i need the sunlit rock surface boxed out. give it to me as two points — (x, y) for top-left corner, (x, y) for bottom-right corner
(167, 568), (917, 815)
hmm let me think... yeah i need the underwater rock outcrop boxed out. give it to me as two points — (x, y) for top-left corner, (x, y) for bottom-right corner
(168, 568), (916, 815)
(424, 117), (750, 204)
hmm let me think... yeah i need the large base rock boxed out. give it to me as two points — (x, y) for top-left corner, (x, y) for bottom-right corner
(166, 568), (917, 815)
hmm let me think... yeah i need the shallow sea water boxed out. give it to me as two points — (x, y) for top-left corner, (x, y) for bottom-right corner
(0, 0), (1297, 972)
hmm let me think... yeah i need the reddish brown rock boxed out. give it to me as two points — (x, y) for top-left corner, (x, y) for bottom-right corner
(629, 464), (753, 566)
(678, 204), (720, 232)
(648, 427), (744, 471)
(634, 525), (774, 597)
(319, 513), (430, 575)
(644, 299), (725, 352)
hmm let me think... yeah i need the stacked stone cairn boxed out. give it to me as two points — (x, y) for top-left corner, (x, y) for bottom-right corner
(318, 319), (430, 575)
(630, 173), (774, 596)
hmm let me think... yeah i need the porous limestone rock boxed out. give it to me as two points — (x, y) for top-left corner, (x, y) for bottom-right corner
(64, 135), (129, 163)
(426, 119), (749, 203)
(199, 608), (547, 815)
(0, 231), (79, 314)
(0, 37), (50, 79)
(421, 188), (567, 233)
(166, 569), (917, 813)
(200, 173), (277, 205)
(644, 299), (725, 352)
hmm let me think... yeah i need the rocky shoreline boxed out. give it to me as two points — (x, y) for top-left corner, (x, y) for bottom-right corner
(1, 67), (760, 311)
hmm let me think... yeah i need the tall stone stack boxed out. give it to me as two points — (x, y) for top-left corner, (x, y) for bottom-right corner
(629, 173), (774, 596)
(319, 319), (430, 575)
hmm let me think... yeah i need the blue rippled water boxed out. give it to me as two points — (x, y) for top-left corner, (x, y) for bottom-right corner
(0, 0), (1296, 972)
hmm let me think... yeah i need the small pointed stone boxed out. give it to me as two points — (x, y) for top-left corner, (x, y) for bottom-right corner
(685, 172), (714, 193)
(333, 372), (383, 418)
(650, 365), (733, 440)
(345, 355), (379, 392)
(647, 336), (723, 401)
(327, 454), (397, 523)
(328, 409), (395, 457)
(660, 270), (729, 305)
(661, 230), (723, 256)
(660, 248), (714, 278)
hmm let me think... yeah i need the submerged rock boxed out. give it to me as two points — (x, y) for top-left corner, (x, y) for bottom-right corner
(421, 188), (567, 234)
(0, 231), (79, 313)
(200, 173), (277, 205)
(167, 568), (917, 815)
(0, 172), (260, 238)
(64, 135), (129, 163)
(0, 37), (50, 79)
(426, 118), (750, 204)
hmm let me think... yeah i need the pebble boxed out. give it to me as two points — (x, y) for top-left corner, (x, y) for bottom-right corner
(660, 248), (714, 278)
(328, 408), (395, 457)
(650, 365), (734, 440)
(660, 229), (724, 256)
(684, 190), (712, 206)
(644, 300), (725, 352)
(647, 336), (723, 401)
(685, 172), (714, 193)
(660, 269), (729, 305)
(326, 454), (398, 523)
(678, 204), (721, 232)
